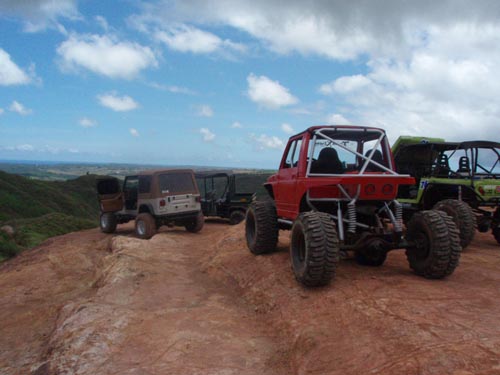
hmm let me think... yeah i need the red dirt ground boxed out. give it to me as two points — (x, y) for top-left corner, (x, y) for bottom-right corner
(1, 221), (500, 374)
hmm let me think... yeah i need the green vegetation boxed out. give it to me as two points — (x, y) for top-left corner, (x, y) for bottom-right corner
(0, 171), (101, 259)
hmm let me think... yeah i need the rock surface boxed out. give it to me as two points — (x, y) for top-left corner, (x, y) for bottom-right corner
(1, 221), (500, 374)
(0, 225), (15, 237)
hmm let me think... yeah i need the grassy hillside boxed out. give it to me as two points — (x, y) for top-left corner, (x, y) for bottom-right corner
(0, 171), (100, 259)
(0, 171), (99, 222)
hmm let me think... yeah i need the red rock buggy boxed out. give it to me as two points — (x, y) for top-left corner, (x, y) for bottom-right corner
(245, 126), (462, 287)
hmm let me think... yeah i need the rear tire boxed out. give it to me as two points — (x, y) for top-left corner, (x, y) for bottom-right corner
(229, 210), (245, 225)
(185, 211), (204, 233)
(100, 213), (117, 233)
(135, 213), (156, 239)
(433, 199), (476, 248)
(245, 201), (278, 254)
(290, 212), (340, 287)
(405, 210), (462, 278)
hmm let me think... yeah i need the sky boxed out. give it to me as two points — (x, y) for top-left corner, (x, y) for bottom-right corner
(1, 0), (500, 169)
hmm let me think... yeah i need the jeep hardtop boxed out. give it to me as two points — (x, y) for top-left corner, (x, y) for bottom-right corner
(97, 169), (203, 239)
(245, 125), (462, 287)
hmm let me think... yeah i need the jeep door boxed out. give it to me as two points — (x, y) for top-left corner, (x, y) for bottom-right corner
(96, 177), (123, 212)
(274, 137), (303, 218)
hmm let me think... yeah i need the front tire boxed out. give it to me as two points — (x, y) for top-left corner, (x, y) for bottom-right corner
(433, 199), (476, 248)
(290, 212), (340, 287)
(185, 211), (204, 233)
(100, 213), (117, 233)
(405, 210), (462, 279)
(135, 213), (156, 239)
(245, 201), (278, 254)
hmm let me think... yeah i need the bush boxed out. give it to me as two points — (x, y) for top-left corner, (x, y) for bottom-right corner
(0, 232), (19, 258)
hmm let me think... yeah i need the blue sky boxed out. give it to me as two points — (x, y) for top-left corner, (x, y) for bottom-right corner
(1, 1), (500, 169)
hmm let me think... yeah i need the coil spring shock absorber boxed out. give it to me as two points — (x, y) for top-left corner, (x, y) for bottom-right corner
(347, 201), (356, 233)
(394, 200), (403, 232)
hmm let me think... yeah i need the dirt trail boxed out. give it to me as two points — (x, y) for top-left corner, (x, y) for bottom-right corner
(2, 222), (500, 374)
(0, 223), (289, 375)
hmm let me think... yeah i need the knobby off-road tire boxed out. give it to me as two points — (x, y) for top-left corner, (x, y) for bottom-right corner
(354, 249), (387, 267)
(100, 212), (117, 233)
(245, 201), (278, 255)
(135, 213), (156, 239)
(185, 211), (204, 233)
(435, 210), (462, 276)
(290, 212), (340, 287)
(405, 210), (462, 279)
(229, 210), (245, 225)
(433, 199), (476, 248)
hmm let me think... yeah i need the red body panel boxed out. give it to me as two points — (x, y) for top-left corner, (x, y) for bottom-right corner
(267, 125), (416, 221)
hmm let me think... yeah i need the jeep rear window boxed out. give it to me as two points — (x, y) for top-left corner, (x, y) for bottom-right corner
(138, 175), (152, 193)
(158, 172), (197, 194)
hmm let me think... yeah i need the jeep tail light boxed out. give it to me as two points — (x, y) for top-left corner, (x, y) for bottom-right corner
(365, 184), (376, 195)
(160, 199), (166, 207)
(195, 196), (201, 203)
(478, 186), (485, 196)
(382, 184), (394, 195)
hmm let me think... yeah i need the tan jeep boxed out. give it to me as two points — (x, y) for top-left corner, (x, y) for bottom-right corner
(97, 169), (204, 239)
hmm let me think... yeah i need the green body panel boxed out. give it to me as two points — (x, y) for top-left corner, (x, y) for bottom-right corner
(398, 177), (500, 206)
(391, 135), (445, 155)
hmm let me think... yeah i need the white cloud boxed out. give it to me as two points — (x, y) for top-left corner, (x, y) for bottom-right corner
(95, 15), (109, 31)
(16, 144), (34, 152)
(130, 128), (139, 137)
(0, 49), (31, 86)
(319, 75), (371, 95)
(148, 82), (196, 95)
(281, 123), (295, 135)
(57, 33), (157, 79)
(197, 104), (214, 117)
(97, 93), (139, 112)
(154, 24), (246, 55)
(231, 121), (243, 128)
(79, 117), (97, 128)
(131, 1), (500, 141)
(9, 101), (32, 115)
(250, 133), (285, 150)
(247, 73), (298, 109)
(1, 144), (81, 154)
(0, 108), (4, 115)
(322, 23), (500, 140)
(0, 0), (79, 32)
(136, 1), (500, 61)
(200, 127), (215, 142)
(326, 113), (351, 125)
